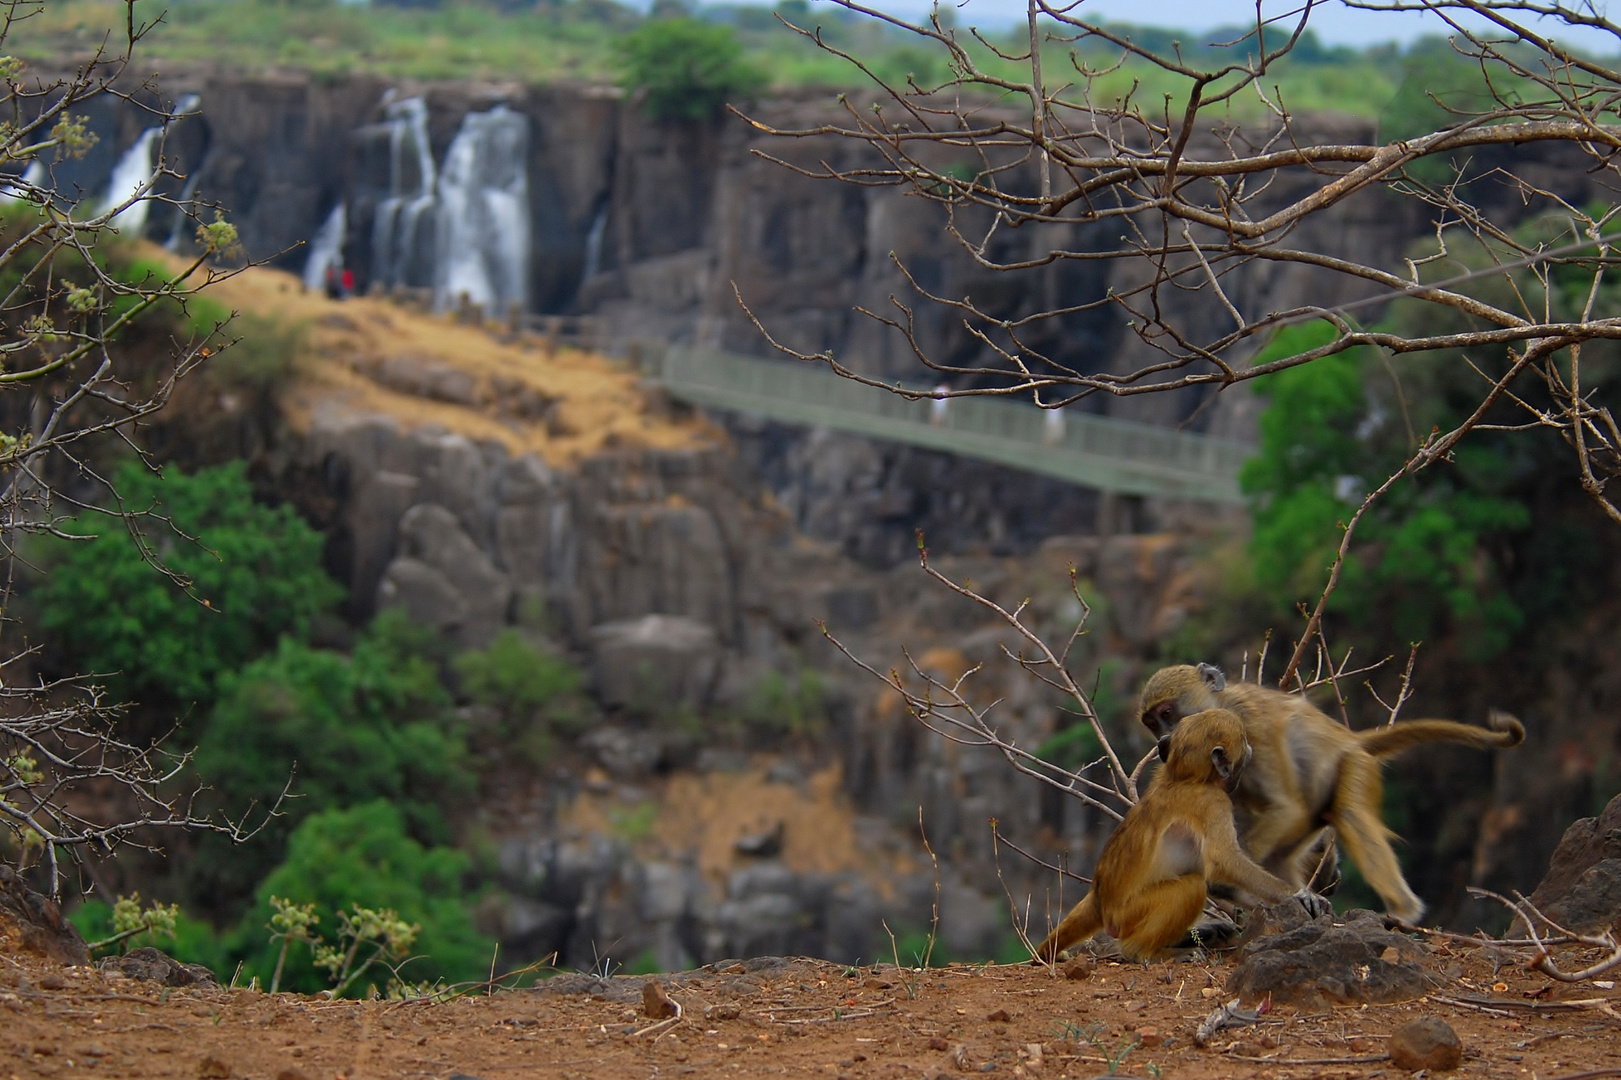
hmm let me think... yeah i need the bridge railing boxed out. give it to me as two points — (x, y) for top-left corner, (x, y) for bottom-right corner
(650, 347), (1254, 504)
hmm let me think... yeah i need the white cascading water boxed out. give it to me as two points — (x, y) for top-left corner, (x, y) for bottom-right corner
(433, 104), (529, 314)
(0, 159), (45, 205)
(580, 201), (609, 283)
(302, 203), (347, 292)
(369, 96), (436, 290)
(103, 127), (162, 235)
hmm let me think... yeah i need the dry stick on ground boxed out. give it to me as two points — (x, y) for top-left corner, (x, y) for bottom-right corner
(1469, 887), (1621, 983)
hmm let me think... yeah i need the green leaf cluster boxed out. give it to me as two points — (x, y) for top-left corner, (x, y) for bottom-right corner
(190, 610), (473, 906)
(616, 17), (766, 120)
(37, 461), (344, 706)
(233, 801), (493, 996)
(1240, 238), (1618, 662)
(453, 628), (590, 760)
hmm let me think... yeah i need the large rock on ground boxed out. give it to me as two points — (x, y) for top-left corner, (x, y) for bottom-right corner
(1226, 908), (1430, 1008)
(0, 865), (89, 965)
(1524, 792), (1621, 934)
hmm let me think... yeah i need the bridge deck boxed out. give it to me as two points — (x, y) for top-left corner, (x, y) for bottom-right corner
(652, 348), (1252, 504)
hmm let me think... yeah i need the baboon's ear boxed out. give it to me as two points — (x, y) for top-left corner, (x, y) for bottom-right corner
(1197, 663), (1227, 692)
(1156, 735), (1173, 762)
(1210, 745), (1233, 781)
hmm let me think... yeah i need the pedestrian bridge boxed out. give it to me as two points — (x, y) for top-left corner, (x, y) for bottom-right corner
(649, 347), (1252, 504)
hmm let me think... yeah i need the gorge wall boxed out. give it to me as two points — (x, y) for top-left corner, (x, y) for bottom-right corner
(26, 63), (1619, 961)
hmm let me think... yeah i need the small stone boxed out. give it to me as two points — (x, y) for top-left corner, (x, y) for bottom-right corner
(928, 1036), (950, 1051)
(38, 975), (65, 991)
(704, 1002), (740, 1021)
(1063, 957), (1094, 981)
(986, 1007), (1012, 1022)
(853, 1053), (867, 1062)
(1024, 1043), (1043, 1066)
(1136, 1026), (1163, 1048)
(82, 1045), (108, 1059)
(1389, 1016), (1463, 1072)
(276, 1070), (314, 1080)
(642, 979), (678, 1020)
(1122, 1000), (1144, 1013)
(864, 977), (893, 989)
(197, 1056), (232, 1079)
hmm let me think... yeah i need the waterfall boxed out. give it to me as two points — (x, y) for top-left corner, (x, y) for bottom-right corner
(103, 127), (161, 235)
(580, 201), (608, 283)
(434, 104), (529, 314)
(302, 203), (347, 292)
(369, 96), (436, 291)
(0, 160), (45, 205)
(163, 153), (210, 251)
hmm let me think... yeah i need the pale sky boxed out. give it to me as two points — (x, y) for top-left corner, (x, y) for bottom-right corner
(807, 0), (1621, 50)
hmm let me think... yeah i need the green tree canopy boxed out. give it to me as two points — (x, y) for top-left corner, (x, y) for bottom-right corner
(234, 801), (493, 996)
(189, 611), (472, 910)
(36, 460), (343, 707)
(617, 17), (767, 120)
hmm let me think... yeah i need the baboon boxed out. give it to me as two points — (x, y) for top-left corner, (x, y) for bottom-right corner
(1032, 708), (1329, 962)
(1138, 663), (1524, 923)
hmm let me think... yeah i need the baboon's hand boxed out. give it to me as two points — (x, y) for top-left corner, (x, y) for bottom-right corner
(1292, 888), (1333, 919)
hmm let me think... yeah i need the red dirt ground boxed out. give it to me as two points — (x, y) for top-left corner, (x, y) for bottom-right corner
(3, 927), (1618, 1080)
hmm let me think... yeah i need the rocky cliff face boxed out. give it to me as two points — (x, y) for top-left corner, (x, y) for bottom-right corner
(69, 73), (1427, 434)
(261, 393), (1205, 968)
(36, 65), (1610, 960)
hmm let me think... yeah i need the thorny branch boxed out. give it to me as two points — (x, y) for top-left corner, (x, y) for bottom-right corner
(820, 529), (1136, 822)
(0, 1), (270, 897)
(744, 0), (1621, 656)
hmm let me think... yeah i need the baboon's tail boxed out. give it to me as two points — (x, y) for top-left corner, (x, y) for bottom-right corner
(1356, 710), (1524, 758)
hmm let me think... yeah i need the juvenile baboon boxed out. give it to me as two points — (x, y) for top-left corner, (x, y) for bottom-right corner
(1032, 708), (1329, 962)
(1138, 663), (1524, 923)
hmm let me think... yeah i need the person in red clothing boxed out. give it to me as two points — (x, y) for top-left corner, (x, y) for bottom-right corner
(340, 267), (355, 298)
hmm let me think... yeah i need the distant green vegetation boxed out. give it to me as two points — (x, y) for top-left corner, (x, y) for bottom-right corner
(617, 16), (767, 118)
(13, 0), (1420, 118)
(1235, 214), (1621, 663)
(32, 456), (585, 994)
(37, 459), (343, 707)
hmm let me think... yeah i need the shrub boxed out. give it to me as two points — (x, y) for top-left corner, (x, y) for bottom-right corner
(189, 610), (472, 910)
(1242, 319), (1536, 659)
(453, 630), (590, 738)
(35, 461), (343, 707)
(617, 17), (767, 120)
(233, 801), (494, 996)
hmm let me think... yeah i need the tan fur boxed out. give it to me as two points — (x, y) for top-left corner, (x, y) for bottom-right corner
(1033, 709), (1310, 962)
(1137, 664), (1525, 923)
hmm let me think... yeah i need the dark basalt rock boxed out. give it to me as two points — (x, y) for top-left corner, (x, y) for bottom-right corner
(101, 946), (218, 988)
(1226, 907), (1430, 1008)
(1524, 792), (1621, 934)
